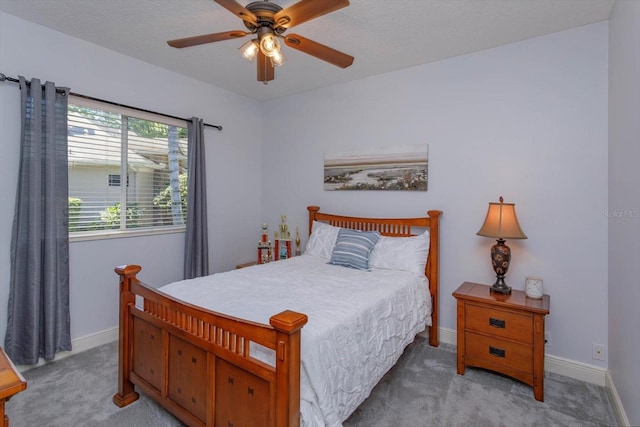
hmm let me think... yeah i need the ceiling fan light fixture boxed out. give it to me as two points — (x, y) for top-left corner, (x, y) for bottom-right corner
(259, 34), (281, 58)
(239, 39), (259, 61)
(270, 49), (286, 67)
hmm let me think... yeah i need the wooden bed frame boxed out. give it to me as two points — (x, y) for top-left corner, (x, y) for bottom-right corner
(113, 206), (441, 427)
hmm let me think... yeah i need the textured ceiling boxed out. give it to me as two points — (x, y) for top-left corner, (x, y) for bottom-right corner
(0, 0), (614, 101)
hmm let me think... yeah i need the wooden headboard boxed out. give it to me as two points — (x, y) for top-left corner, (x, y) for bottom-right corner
(307, 205), (442, 347)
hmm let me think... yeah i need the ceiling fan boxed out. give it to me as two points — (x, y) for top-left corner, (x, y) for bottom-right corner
(167, 0), (354, 84)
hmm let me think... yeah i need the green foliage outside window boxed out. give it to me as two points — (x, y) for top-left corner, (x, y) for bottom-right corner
(68, 197), (144, 232)
(68, 197), (82, 230)
(153, 174), (188, 223)
(100, 203), (144, 229)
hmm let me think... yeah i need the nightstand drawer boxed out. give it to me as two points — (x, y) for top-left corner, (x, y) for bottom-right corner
(465, 331), (533, 374)
(465, 303), (533, 344)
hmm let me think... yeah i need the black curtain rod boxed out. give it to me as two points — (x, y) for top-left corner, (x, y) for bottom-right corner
(0, 73), (222, 131)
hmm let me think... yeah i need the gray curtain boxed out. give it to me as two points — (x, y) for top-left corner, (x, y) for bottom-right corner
(5, 77), (71, 365)
(184, 117), (209, 279)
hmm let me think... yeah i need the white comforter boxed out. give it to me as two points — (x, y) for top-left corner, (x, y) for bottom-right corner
(160, 254), (431, 427)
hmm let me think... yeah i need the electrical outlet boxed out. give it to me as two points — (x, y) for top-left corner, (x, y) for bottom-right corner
(544, 331), (551, 347)
(592, 344), (606, 361)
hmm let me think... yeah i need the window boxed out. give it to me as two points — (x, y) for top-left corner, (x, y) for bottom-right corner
(108, 174), (122, 187)
(68, 96), (188, 238)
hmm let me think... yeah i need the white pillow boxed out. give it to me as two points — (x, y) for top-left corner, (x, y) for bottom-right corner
(369, 230), (430, 276)
(304, 221), (341, 259)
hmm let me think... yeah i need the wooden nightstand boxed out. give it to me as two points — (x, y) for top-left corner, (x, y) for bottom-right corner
(0, 347), (27, 426)
(453, 282), (550, 401)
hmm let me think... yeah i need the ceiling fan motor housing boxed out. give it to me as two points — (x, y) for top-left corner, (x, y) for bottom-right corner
(244, 1), (288, 34)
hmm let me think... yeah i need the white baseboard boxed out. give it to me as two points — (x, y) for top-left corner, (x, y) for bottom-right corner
(17, 326), (118, 373)
(439, 326), (457, 346)
(606, 370), (631, 426)
(544, 353), (606, 386)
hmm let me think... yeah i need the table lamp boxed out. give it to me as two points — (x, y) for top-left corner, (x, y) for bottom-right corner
(476, 196), (527, 294)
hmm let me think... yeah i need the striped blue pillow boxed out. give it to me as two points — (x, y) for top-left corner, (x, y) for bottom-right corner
(328, 228), (380, 271)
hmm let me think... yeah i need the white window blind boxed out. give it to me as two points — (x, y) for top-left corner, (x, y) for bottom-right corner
(68, 95), (188, 237)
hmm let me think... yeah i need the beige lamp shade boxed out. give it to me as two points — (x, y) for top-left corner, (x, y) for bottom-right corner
(477, 197), (527, 239)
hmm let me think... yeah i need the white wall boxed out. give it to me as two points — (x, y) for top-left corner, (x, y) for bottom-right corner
(0, 12), (263, 346)
(0, 8), (615, 384)
(261, 22), (609, 368)
(608, 1), (640, 424)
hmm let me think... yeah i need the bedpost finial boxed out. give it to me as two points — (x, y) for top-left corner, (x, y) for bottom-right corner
(427, 210), (442, 218)
(114, 265), (142, 277)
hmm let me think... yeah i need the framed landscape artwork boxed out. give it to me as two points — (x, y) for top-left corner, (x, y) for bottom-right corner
(324, 145), (428, 191)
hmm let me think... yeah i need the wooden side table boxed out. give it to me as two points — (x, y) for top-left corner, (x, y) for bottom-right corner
(0, 347), (27, 426)
(453, 282), (550, 401)
(235, 261), (258, 269)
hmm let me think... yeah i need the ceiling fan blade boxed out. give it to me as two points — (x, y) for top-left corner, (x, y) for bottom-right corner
(214, 0), (258, 25)
(257, 51), (275, 83)
(284, 34), (354, 68)
(167, 31), (248, 48)
(274, 0), (349, 29)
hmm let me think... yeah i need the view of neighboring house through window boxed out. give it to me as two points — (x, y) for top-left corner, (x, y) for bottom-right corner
(68, 96), (188, 238)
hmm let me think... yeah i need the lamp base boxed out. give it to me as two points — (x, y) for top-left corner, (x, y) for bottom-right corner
(491, 276), (512, 294)
(490, 239), (512, 294)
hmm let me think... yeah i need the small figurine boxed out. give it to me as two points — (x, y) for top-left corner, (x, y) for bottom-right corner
(258, 223), (272, 264)
(274, 213), (292, 260)
(295, 227), (301, 256)
(279, 214), (291, 239)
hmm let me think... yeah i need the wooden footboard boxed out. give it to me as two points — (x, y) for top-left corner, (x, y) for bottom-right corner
(113, 264), (307, 427)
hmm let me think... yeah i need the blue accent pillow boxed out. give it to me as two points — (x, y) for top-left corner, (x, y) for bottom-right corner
(328, 228), (380, 271)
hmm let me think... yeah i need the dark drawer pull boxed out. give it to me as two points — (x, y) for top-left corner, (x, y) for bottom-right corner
(489, 346), (506, 358)
(489, 317), (506, 328)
